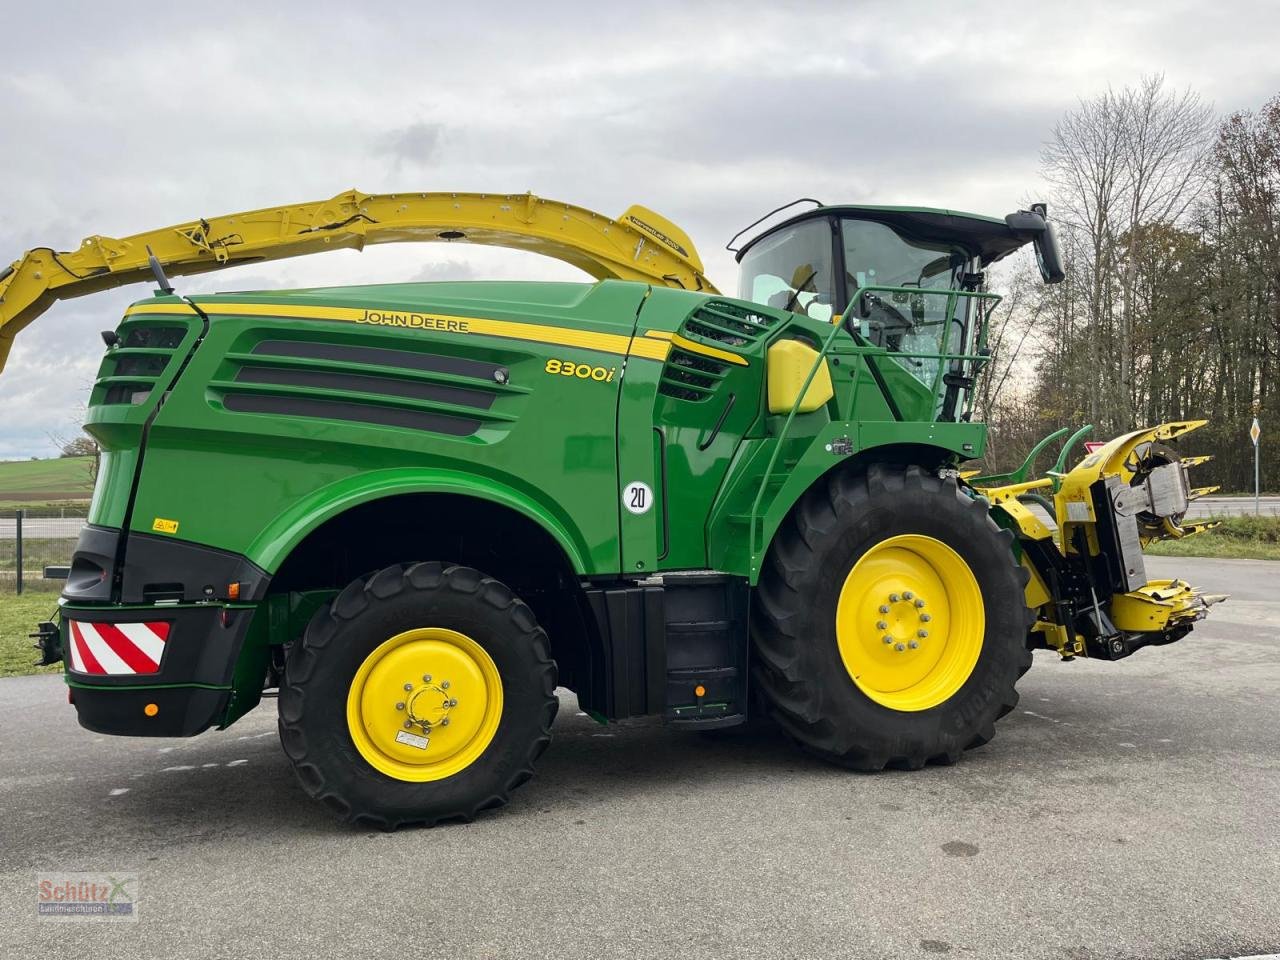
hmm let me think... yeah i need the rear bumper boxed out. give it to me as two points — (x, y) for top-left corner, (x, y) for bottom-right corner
(62, 603), (257, 737)
(71, 685), (231, 738)
(63, 524), (269, 604)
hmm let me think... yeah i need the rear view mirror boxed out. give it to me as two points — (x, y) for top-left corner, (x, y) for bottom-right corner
(1006, 204), (1066, 284)
(1030, 204), (1066, 284)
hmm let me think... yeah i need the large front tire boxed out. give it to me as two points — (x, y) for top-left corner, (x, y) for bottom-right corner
(278, 563), (557, 828)
(752, 464), (1032, 770)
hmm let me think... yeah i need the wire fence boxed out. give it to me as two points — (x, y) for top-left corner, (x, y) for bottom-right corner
(1, 508), (88, 594)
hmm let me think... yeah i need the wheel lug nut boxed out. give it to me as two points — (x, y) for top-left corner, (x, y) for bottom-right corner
(894, 642), (906, 652)
(449, 698), (458, 707)
(876, 620), (888, 630)
(403, 721), (412, 729)
(423, 674), (432, 683)
(903, 591), (914, 601)
(889, 593), (900, 602)
(882, 634), (893, 644)
(908, 640), (919, 649)
(918, 629), (929, 638)
(441, 717), (450, 727)
(395, 701), (405, 711)
(915, 599), (926, 609)
(441, 680), (451, 690)
(921, 613), (932, 623)
(403, 682), (413, 691)
(878, 605), (890, 614)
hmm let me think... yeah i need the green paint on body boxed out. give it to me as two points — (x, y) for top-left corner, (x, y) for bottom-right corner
(73, 207), (1019, 723)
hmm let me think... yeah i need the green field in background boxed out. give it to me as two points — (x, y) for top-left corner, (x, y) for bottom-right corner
(0, 456), (94, 508)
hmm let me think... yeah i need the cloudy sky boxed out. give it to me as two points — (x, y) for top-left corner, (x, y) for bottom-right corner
(1, 0), (1276, 458)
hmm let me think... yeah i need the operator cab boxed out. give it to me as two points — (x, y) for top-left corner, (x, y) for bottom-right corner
(734, 203), (1064, 419)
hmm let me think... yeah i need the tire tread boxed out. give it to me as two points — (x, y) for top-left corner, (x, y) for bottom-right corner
(278, 563), (557, 829)
(751, 464), (1033, 771)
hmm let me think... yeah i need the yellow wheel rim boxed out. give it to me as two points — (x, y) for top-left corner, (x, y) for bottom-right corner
(834, 534), (984, 712)
(345, 627), (503, 782)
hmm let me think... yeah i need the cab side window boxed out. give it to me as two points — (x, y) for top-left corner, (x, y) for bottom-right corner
(737, 220), (835, 323)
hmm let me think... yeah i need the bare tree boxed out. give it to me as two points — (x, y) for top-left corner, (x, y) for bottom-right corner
(1014, 83), (1280, 493)
(1209, 94), (1280, 488)
(1115, 76), (1214, 427)
(1042, 86), (1128, 426)
(59, 436), (98, 458)
(1039, 75), (1213, 433)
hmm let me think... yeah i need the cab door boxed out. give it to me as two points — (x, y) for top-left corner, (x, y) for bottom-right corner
(617, 290), (772, 574)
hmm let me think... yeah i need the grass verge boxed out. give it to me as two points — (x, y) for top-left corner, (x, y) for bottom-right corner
(0, 590), (62, 678)
(1144, 515), (1280, 561)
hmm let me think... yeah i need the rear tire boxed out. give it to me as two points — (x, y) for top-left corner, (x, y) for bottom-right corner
(751, 464), (1032, 770)
(278, 563), (558, 828)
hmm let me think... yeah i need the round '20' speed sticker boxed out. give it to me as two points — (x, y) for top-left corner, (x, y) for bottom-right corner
(622, 481), (654, 515)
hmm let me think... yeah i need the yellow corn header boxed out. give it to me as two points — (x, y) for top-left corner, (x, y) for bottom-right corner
(974, 420), (1226, 660)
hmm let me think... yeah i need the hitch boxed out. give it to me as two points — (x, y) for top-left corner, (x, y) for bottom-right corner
(30, 620), (61, 667)
(1086, 629), (1189, 661)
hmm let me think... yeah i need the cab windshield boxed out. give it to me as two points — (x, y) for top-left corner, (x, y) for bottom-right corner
(842, 218), (968, 299)
(736, 219), (836, 323)
(737, 215), (975, 394)
(842, 218), (972, 393)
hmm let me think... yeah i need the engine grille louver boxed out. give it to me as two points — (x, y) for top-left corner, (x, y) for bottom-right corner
(657, 301), (777, 401)
(211, 338), (517, 438)
(97, 323), (191, 406)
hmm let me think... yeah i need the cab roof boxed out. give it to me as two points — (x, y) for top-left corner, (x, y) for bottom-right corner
(734, 204), (1035, 267)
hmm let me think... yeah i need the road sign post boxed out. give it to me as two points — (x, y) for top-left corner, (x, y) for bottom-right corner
(1251, 417), (1262, 515)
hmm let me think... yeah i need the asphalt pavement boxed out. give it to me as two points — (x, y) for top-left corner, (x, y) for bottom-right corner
(1, 555), (1277, 960)
(0, 517), (84, 539)
(1185, 496), (1280, 519)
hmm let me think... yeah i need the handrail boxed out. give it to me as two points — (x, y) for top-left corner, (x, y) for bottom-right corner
(1050, 424), (1095, 476)
(972, 427), (1070, 487)
(748, 317), (850, 577)
(746, 284), (1001, 574)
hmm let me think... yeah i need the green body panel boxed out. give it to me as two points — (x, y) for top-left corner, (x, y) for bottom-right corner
(111, 280), (664, 575)
(709, 419), (986, 578)
(615, 288), (771, 573)
(86, 448), (138, 528)
(244, 466), (591, 575)
(699, 313), (986, 578)
(77, 272), (991, 721)
(84, 301), (206, 528)
(84, 277), (989, 584)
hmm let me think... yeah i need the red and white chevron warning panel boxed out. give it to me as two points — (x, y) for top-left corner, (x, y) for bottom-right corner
(66, 620), (170, 676)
